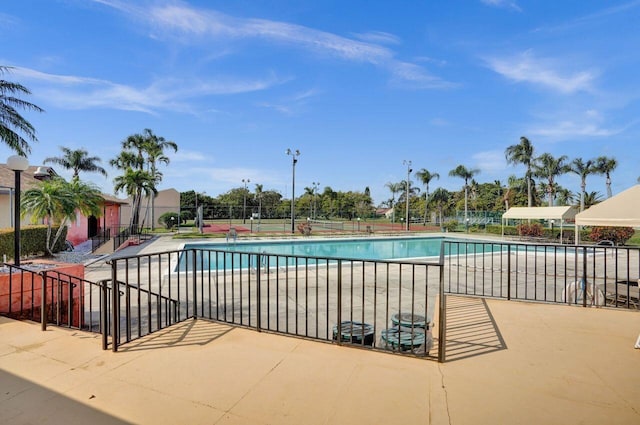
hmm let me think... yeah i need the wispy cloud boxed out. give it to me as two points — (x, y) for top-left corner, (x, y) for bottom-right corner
(534, 0), (640, 33)
(12, 66), (284, 114)
(93, 0), (453, 90)
(473, 150), (506, 173)
(528, 109), (629, 140)
(352, 31), (401, 45)
(485, 51), (596, 94)
(0, 12), (19, 28)
(480, 0), (522, 12)
(257, 88), (320, 115)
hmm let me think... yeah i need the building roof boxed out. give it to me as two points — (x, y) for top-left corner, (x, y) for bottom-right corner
(0, 163), (57, 191)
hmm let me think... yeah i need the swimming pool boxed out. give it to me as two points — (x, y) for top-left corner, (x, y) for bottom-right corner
(177, 237), (501, 271)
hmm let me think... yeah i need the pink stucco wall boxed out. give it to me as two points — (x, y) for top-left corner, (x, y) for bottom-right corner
(65, 203), (122, 246)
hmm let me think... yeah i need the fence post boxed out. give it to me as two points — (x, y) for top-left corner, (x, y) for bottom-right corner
(192, 249), (198, 319)
(101, 277), (109, 350)
(582, 246), (588, 307)
(40, 271), (47, 331)
(337, 259), (342, 346)
(256, 253), (262, 332)
(438, 242), (447, 363)
(507, 244), (512, 301)
(111, 260), (119, 352)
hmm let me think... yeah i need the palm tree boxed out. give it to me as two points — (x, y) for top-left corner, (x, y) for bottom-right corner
(430, 187), (450, 227)
(1, 66), (44, 156)
(21, 178), (102, 255)
(595, 156), (617, 198)
(113, 168), (157, 231)
(448, 164), (480, 226)
(570, 157), (599, 212)
(583, 191), (603, 209)
(385, 181), (402, 223)
(533, 153), (570, 207)
(415, 168), (439, 224)
(141, 129), (177, 229)
(44, 147), (107, 180)
(505, 136), (535, 208)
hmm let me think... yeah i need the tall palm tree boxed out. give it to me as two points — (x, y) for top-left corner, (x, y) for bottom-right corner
(141, 129), (177, 230)
(44, 146), (107, 180)
(385, 181), (402, 223)
(430, 187), (450, 227)
(505, 136), (535, 207)
(448, 164), (480, 226)
(415, 168), (439, 224)
(1, 66), (44, 156)
(583, 191), (603, 209)
(533, 153), (570, 207)
(595, 156), (617, 198)
(570, 157), (599, 212)
(113, 168), (157, 231)
(21, 178), (102, 255)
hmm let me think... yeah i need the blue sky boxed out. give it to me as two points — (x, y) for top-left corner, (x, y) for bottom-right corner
(2, 0), (639, 205)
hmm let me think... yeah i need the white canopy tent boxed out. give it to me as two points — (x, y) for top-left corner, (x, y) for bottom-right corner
(574, 185), (640, 244)
(502, 206), (578, 241)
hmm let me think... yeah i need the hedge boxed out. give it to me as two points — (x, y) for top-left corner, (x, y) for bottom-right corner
(0, 225), (68, 261)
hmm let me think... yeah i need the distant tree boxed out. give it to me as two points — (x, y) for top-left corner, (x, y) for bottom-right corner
(141, 128), (177, 229)
(0, 66), (44, 156)
(448, 164), (480, 225)
(21, 178), (102, 255)
(595, 156), (617, 198)
(570, 157), (600, 212)
(44, 147), (107, 181)
(583, 191), (603, 209)
(429, 188), (451, 225)
(505, 136), (535, 207)
(385, 181), (403, 222)
(415, 168), (439, 224)
(533, 153), (570, 207)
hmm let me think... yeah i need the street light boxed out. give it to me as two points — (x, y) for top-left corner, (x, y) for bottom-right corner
(403, 160), (412, 231)
(7, 155), (29, 266)
(312, 181), (320, 219)
(242, 178), (250, 224)
(286, 149), (301, 234)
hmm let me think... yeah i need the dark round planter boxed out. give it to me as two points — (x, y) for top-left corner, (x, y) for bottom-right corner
(332, 321), (375, 346)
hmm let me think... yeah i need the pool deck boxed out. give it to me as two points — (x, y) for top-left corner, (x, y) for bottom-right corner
(2, 295), (639, 424)
(3, 234), (640, 424)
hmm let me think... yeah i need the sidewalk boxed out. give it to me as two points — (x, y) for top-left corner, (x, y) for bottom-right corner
(1, 296), (639, 424)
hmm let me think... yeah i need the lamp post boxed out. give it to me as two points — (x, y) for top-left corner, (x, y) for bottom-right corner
(286, 149), (301, 234)
(242, 178), (250, 224)
(7, 155), (29, 266)
(312, 181), (320, 219)
(403, 160), (412, 231)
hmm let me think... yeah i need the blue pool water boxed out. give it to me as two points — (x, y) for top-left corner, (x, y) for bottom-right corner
(177, 237), (500, 271)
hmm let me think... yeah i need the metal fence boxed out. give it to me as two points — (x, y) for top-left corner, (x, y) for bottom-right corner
(442, 240), (640, 309)
(106, 248), (444, 360)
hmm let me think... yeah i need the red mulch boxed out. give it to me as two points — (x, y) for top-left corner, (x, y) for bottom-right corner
(201, 224), (250, 233)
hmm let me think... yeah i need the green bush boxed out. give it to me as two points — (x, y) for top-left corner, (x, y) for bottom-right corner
(159, 212), (184, 229)
(444, 220), (458, 232)
(517, 223), (544, 237)
(0, 225), (68, 261)
(588, 226), (635, 245)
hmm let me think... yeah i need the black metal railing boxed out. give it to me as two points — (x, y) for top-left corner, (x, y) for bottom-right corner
(91, 228), (111, 252)
(106, 248), (444, 359)
(442, 240), (640, 309)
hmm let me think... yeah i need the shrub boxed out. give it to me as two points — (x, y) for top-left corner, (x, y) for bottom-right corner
(0, 225), (67, 261)
(159, 212), (182, 229)
(443, 220), (458, 232)
(297, 222), (312, 235)
(517, 223), (544, 237)
(588, 226), (635, 245)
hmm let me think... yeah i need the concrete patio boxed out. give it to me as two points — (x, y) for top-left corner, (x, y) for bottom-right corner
(1, 295), (639, 424)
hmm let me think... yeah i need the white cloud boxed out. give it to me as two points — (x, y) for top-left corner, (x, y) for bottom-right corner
(93, 0), (454, 90)
(485, 51), (596, 94)
(352, 31), (401, 45)
(473, 150), (506, 173)
(528, 109), (626, 140)
(12, 66), (284, 114)
(481, 0), (522, 12)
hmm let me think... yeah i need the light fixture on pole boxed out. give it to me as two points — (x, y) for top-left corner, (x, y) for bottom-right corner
(312, 181), (320, 219)
(7, 155), (29, 266)
(242, 178), (250, 224)
(403, 160), (412, 231)
(286, 149), (301, 234)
